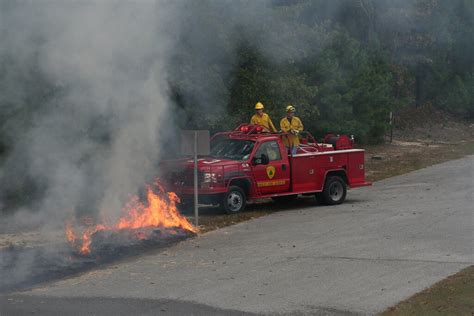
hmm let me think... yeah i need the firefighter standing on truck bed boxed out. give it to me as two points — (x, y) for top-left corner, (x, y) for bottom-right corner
(280, 105), (304, 155)
(250, 102), (277, 133)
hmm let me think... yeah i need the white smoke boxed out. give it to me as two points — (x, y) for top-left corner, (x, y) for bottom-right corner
(0, 0), (420, 227)
(0, 1), (179, 227)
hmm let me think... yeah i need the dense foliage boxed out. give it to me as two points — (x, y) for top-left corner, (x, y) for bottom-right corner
(1, 0), (473, 148)
(169, 0), (473, 143)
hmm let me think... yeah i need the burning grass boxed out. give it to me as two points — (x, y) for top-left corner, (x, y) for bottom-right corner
(65, 181), (197, 255)
(0, 228), (194, 293)
(0, 181), (198, 293)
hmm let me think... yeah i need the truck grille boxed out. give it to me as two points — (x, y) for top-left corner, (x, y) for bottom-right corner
(168, 170), (204, 187)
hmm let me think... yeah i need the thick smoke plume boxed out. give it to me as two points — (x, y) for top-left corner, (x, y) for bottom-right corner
(0, 0), (278, 228)
(0, 2), (180, 228)
(2, 0), (466, 227)
(0, 0), (279, 290)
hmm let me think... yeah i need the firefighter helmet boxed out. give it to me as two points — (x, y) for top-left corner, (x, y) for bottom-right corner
(286, 105), (296, 112)
(255, 102), (264, 110)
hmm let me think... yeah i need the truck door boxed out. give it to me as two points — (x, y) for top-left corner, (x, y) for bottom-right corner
(251, 140), (290, 194)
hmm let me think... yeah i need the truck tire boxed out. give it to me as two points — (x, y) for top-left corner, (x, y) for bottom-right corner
(321, 176), (346, 205)
(222, 186), (247, 214)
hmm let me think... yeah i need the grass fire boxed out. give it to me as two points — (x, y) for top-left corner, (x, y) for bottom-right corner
(64, 181), (197, 255)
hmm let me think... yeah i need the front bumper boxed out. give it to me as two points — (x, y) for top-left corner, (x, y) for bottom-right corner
(176, 192), (225, 206)
(170, 184), (228, 195)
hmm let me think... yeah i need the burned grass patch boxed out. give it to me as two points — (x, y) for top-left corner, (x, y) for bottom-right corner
(0, 227), (194, 293)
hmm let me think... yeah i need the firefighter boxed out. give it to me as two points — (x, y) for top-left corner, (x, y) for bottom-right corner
(250, 102), (277, 133)
(280, 105), (304, 155)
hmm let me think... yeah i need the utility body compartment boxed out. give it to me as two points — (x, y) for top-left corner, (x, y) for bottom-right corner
(290, 149), (367, 193)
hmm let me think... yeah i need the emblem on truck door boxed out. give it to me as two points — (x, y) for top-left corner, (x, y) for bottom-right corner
(266, 166), (276, 179)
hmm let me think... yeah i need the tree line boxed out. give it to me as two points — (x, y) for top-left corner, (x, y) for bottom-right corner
(0, 0), (472, 213)
(1, 0), (473, 152)
(170, 0), (473, 144)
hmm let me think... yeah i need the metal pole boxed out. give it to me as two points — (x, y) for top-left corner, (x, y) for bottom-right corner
(389, 111), (393, 143)
(193, 131), (199, 227)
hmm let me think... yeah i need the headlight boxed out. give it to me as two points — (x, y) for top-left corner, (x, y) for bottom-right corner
(203, 172), (218, 183)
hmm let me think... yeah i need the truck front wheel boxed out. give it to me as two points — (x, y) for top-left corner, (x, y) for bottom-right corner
(321, 176), (347, 205)
(222, 186), (247, 214)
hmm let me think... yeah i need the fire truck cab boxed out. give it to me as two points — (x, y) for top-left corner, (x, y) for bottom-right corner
(162, 124), (371, 213)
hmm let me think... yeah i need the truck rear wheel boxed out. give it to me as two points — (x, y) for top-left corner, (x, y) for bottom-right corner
(321, 176), (346, 205)
(222, 186), (246, 214)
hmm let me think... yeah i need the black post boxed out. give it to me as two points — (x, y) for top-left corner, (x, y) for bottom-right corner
(389, 111), (393, 143)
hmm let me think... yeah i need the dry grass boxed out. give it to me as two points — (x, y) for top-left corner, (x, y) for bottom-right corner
(381, 265), (474, 316)
(365, 140), (474, 183)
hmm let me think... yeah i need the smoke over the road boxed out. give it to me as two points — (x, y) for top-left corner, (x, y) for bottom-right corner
(0, 0), (278, 226)
(0, 0), (191, 291)
(0, 2), (182, 227)
(0, 1), (286, 291)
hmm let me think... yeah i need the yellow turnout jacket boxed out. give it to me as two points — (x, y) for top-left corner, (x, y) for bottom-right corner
(250, 113), (277, 133)
(280, 116), (304, 147)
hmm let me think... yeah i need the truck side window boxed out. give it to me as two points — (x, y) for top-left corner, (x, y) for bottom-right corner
(255, 141), (281, 161)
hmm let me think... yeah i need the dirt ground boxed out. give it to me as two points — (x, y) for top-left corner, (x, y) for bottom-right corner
(0, 231), (64, 250)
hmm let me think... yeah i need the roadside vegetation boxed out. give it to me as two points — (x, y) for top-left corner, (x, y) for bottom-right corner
(381, 265), (474, 316)
(168, 0), (474, 142)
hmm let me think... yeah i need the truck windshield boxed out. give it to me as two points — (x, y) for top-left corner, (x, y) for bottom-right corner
(210, 138), (255, 160)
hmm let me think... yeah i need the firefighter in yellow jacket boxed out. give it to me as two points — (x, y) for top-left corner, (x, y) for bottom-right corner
(250, 102), (277, 133)
(280, 105), (304, 155)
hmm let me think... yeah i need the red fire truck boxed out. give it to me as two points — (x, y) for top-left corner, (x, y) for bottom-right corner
(162, 124), (371, 213)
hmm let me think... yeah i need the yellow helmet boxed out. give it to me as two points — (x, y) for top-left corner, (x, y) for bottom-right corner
(286, 105), (296, 112)
(255, 102), (264, 110)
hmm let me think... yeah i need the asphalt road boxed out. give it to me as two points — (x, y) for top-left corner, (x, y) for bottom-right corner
(1, 156), (473, 315)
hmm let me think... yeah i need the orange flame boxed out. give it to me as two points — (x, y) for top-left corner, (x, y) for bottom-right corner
(65, 221), (76, 244)
(65, 182), (196, 255)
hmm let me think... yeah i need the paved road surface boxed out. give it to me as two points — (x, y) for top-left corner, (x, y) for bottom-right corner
(1, 156), (473, 315)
